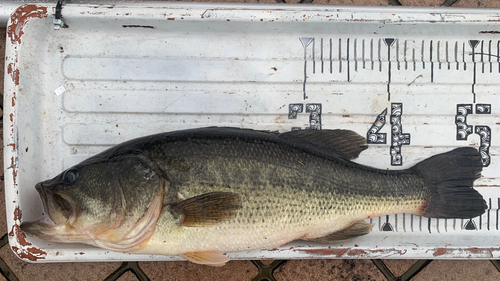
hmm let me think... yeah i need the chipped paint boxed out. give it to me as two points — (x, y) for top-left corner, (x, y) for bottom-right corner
(347, 249), (368, 256)
(299, 247), (408, 258)
(8, 5), (48, 45)
(7, 63), (19, 86)
(433, 248), (453, 256)
(301, 248), (350, 257)
(9, 207), (47, 261)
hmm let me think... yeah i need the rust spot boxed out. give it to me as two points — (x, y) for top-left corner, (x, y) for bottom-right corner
(342, 115), (351, 118)
(463, 248), (494, 258)
(8, 5), (48, 45)
(433, 248), (452, 256)
(167, 18), (175, 20)
(10, 206), (47, 261)
(201, 9), (212, 19)
(301, 248), (349, 257)
(9, 224), (29, 247)
(347, 249), (367, 256)
(12, 246), (46, 261)
(7, 143), (16, 150)
(7, 63), (20, 86)
(496, 122), (500, 125)
(13, 207), (21, 220)
(226, 19), (230, 22)
(424, 146), (432, 148)
(369, 248), (407, 255)
(13, 169), (18, 187)
(9, 113), (14, 122)
(12, 95), (16, 106)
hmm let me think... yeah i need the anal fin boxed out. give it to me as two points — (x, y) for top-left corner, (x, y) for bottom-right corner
(305, 221), (374, 243)
(180, 251), (230, 267)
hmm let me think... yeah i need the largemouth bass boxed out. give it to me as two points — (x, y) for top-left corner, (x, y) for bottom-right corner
(21, 127), (486, 266)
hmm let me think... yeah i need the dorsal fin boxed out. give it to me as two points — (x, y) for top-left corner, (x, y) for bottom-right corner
(282, 129), (368, 160)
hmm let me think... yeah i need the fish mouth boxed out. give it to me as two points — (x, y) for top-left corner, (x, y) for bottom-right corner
(35, 182), (75, 226)
(20, 183), (87, 242)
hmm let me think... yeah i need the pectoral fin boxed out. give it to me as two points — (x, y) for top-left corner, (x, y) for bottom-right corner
(171, 192), (242, 227)
(306, 221), (374, 243)
(180, 251), (230, 267)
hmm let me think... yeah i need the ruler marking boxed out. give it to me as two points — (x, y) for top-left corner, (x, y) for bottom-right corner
(347, 38), (351, 81)
(379, 39), (382, 72)
(446, 41), (450, 70)
(479, 213), (482, 230)
(403, 213), (406, 232)
(481, 40), (485, 74)
(411, 214), (414, 232)
(463, 42), (466, 71)
(470, 40), (478, 103)
(299, 37), (313, 100)
(455, 41), (459, 70)
(396, 40), (400, 70)
(421, 40), (425, 69)
(320, 38), (324, 74)
(489, 40), (492, 73)
(339, 38), (342, 73)
(363, 39), (366, 69)
(354, 38), (358, 72)
(395, 214), (398, 232)
(404, 40), (408, 70)
(488, 198), (491, 230)
(437, 41), (441, 69)
(384, 38), (396, 101)
(312, 38), (316, 74)
(412, 41), (416, 71)
(430, 40), (434, 82)
(436, 218), (440, 233)
(371, 39), (374, 70)
(330, 38), (333, 74)
(497, 198), (499, 230)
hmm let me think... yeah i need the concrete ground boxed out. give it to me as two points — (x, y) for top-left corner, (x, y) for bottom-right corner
(1, 0), (500, 280)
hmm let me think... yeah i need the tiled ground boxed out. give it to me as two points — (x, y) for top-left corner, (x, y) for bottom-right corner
(1, 0), (500, 280)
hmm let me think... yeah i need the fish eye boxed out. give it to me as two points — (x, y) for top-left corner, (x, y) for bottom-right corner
(63, 170), (79, 184)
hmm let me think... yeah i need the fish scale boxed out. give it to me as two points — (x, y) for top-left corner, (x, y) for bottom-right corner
(21, 127), (486, 265)
(137, 129), (429, 255)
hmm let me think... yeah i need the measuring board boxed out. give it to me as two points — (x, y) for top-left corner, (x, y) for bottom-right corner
(4, 3), (500, 261)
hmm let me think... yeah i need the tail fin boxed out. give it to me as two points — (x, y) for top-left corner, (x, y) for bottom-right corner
(412, 147), (486, 219)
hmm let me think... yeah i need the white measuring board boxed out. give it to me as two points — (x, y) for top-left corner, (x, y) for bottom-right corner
(4, 3), (500, 262)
